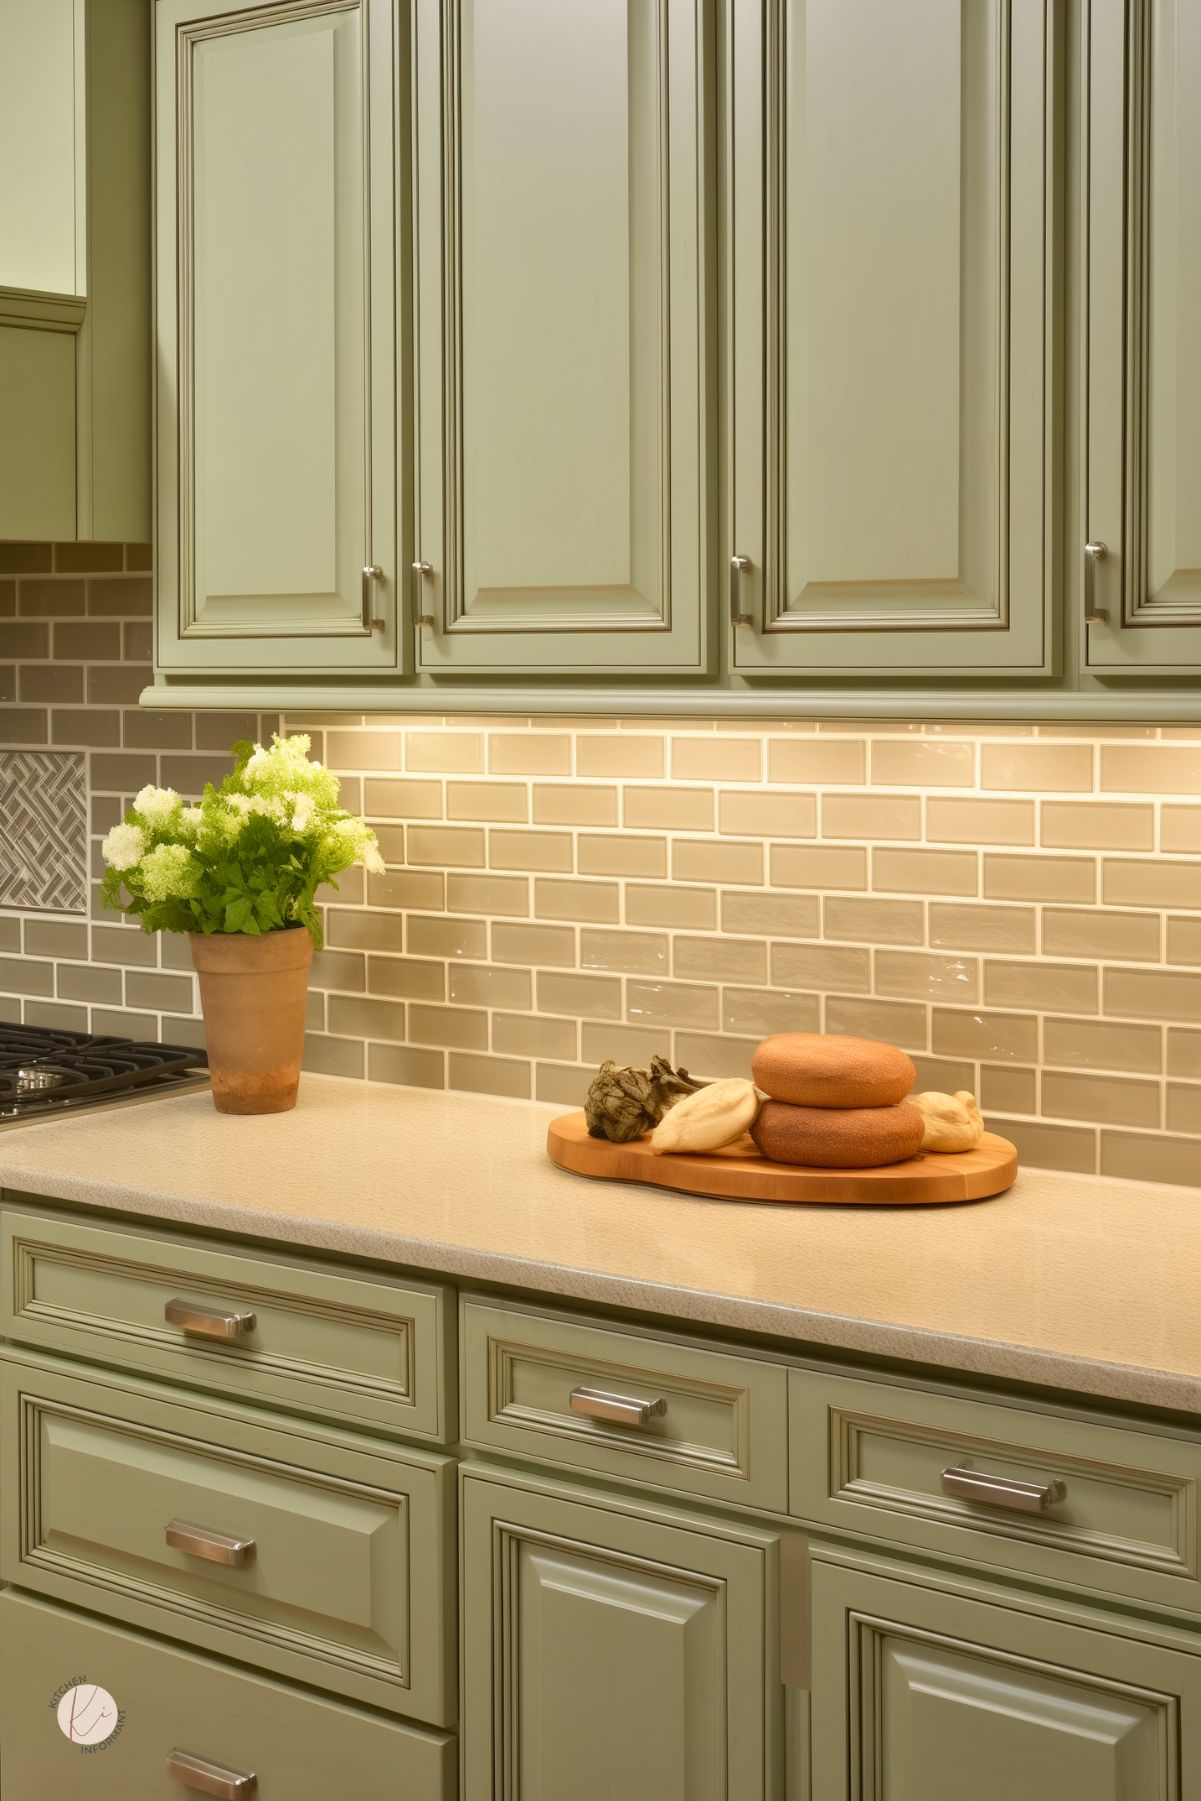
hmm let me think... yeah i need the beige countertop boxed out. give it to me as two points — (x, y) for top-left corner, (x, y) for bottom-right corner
(0, 1075), (1197, 1415)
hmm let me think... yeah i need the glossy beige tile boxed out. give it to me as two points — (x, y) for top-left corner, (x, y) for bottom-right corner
(1043, 1016), (1163, 1075)
(672, 838), (763, 885)
(823, 896), (925, 945)
(533, 877), (620, 924)
(404, 731), (485, 773)
(578, 833), (668, 878)
(1103, 858), (1200, 909)
(627, 980), (719, 1029)
(447, 781), (527, 823)
(1165, 1083), (1201, 1135)
(447, 1051), (531, 1099)
(625, 884), (717, 930)
(927, 797), (1035, 845)
(1041, 1070), (1161, 1130)
(1104, 966), (1201, 1024)
(1101, 744), (1201, 794)
(1166, 1028), (1201, 1080)
(768, 737), (866, 784)
(1167, 917), (1201, 966)
(875, 950), (979, 1003)
(979, 1064), (1038, 1115)
(722, 987), (821, 1036)
(772, 943), (871, 992)
(983, 853), (1095, 903)
(1040, 801), (1154, 851)
(928, 902), (1037, 953)
(488, 732), (571, 775)
(822, 793), (922, 840)
(537, 970), (623, 1020)
(774, 844), (869, 890)
(931, 1007), (1039, 1063)
(490, 828), (574, 873)
(1099, 1129), (1201, 1186)
(407, 824), (486, 867)
(992, 1118), (1098, 1175)
(980, 742), (1094, 792)
(674, 935), (768, 983)
(624, 785), (713, 831)
(722, 891), (821, 937)
(825, 995), (928, 1050)
(533, 783), (618, 826)
(448, 963), (532, 1010)
(494, 1013), (579, 1061)
(581, 929), (669, 975)
(577, 734), (665, 778)
(985, 959), (1099, 1014)
(672, 736), (762, 781)
(406, 915), (488, 960)
(1042, 907), (1161, 963)
(870, 738), (975, 787)
(491, 921), (577, 967)
(874, 847), (977, 896)
(718, 789), (816, 838)
(1161, 806), (1201, 853)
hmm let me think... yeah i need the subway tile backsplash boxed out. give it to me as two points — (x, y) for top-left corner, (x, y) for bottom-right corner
(0, 542), (1199, 1187)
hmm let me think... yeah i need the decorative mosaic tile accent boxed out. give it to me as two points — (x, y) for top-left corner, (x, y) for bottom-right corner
(0, 749), (88, 914)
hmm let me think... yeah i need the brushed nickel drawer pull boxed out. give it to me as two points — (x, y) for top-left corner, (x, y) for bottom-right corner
(167, 1748), (258, 1797)
(941, 1464), (1067, 1514)
(361, 562), (385, 632)
(165, 1298), (256, 1340)
(569, 1385), (667, 1427)
(166, 1520), (256, 1566)
(729, 553), (753, 627)
(1084, 538), (1109, 624)
(412, 558), (434, 627)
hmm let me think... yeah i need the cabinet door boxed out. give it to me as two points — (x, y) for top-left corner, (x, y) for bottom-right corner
(729, 0), (1060, 675)
(412, 0), (712, 675)
(460, 1468), (776, 1801)
(810, 1555), (1201, 1800)
(155, 0), (398, 672)
(1085, 0), (1201, 672)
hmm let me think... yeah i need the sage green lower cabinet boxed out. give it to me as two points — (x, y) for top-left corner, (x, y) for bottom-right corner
(460, 1464), (780, 1801)
(0, 1590), (455, 1800)
(808, 1550), (1201, 1800)
(0, 1350), (455, 1723)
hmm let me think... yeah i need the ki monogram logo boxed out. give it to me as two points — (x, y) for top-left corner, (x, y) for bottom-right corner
(50, 1678), (126, 1753)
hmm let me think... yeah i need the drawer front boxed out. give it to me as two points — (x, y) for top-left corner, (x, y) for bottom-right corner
(0, 1590), (455, 1801)
(1, 1200), (453, 1440)
(461, 1297), (788, 1511)
(0, 1352), (454, 1722)
(790, 1370), (1201, 1613)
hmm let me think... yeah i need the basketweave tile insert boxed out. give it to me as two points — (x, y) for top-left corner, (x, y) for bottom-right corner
(0, 750), (88, 914)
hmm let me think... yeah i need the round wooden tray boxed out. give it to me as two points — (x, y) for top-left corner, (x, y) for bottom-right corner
(547, 1111), (1018, 1206)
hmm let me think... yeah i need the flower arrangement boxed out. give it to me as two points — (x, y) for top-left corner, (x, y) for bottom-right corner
(100, 733), (383, 948)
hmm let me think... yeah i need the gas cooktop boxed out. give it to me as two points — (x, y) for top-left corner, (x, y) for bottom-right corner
(0, 1024), (209, 1127)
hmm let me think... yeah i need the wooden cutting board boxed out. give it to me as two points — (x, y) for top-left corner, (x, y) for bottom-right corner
(547, 1111), (1018, 1206)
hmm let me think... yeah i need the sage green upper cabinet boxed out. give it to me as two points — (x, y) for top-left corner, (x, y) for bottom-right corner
(460, 1467), (777, 1801)
(1085, 0), (1201, 674)
(411, 0), (712, 675)
(728, 0), (1061, 676)
(0, 0), (149, 543)
(809, 1553), (1201, 1801)
(155, 0), (399, 674)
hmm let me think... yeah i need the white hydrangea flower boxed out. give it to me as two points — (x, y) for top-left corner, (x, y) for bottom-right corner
(132, 784), (180, 827)
(178, 805), (203, 835)
(101, 821), (146, 871)
(361, 841), (386, 874)
(140, 843), (199, 903)
(289, 792), (317, 834)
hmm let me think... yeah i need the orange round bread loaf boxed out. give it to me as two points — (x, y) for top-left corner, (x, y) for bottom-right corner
(751, 1033), (916, 1109)
(751, 1100), (925, 1168)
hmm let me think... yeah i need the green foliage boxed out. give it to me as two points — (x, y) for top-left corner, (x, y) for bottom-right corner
(99, 733), (384, 949)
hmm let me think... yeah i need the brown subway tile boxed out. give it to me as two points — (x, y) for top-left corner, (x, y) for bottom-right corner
(772, 943), (870, 992)
(824, 896), (924, 945)
(365, 777), (443, 819)
(581, 929), (668, 975)
(495, 1014), (579, 1060)
(124, 620), (153, 665)
(875, 949), (978, 1003)
(628, 980), (719, 1030)
(1103, 859), (1200, 910)
(1165, 1083), (1201, 1134)
(160, 753), (237, 793)
(57, 964), (122, 1005)
(363, 869), (438, 910)
(125, 543), (153, 572)
(309, 950), (368, 992)
(722, 892), (821, 937)
(0, 543), (52, 574)
(448, 1052), (531, 1099)
(491, 921), (576, 967)
(489, 733), (571, 775)
(405, 731), (485, 773)
(193, 712), (265, 751)
(125, 971), (195, 1011)
(985, 960), (1098, 1014)
(1041, 1070), (1161, 1130)
(1167, 1029), (1201, 1079)
(1104, 966), (1201, 1023)
(0, 621), (50, 659)
(982, 853), (1095, 904)
(17, 664), (83, 702)
(327, 994), (408, 1041)
(24, 919), (88, 958)
(0, 707), (47, 742)
(51, 708), (121, 747)
(1041, 801), (1154, 851)
(624, 785), (712, 831)
(927, 797), (1035, 845)
(1162, 807), (1201, 853)
(0, 663), (13, 700)
(326, 730), (403, 771)
(448, 782), (527, 823)
(871, 739), (974, 787)
(25, 999), (90, 1031)
(534, 1059), (592, 1103)
(367, 1043), (446, 1089)
(366, 955), (446, 1001)
(325, 910), (405, 953)
(90, 1007), (158, 1037)
(534, 783), (617, 826)
(578, 833), (665, 878)
(674, 935), (767, 983)
(981, 742), (1094, 791)
(89, 923), (157, 966)
(449, 873), (529, 917)
(670, 1034), (757, 1081)
(718, 790), (816, 839)
(577, 734), (664, 779)
(53, 620), (122, 660)
(722, 988), (820, 1037)
(54, 542), (123, 574)
(874, 847), (976, 896)
(580, 1021), (665, 1065)
(0, 956), (55, 996)
(928, 902), (1036, 953)
(450, 963), (533, 1010)
(533, 877), (616, 923)
(1099, 1129), (1201, 1187)
(1101, 744), (1201, 794)
(1043, 1016), (1162, 1075)
(537, 971), (621, 1019)
(407, 915), (486, 960)
(822, 793), (921, 841)
(18, 577), (86, 617)
(1167, 917), (1201, 966)
(302, 1033), (366, 1078)
(931, 1007), (1038, 1063)
(86, 575), (153, 616)
(1042, 907), (1160, 963)
(768, 738), (865, 784)
(774, 845), (868, 891)
(979, 1065), (1038, 1115)
(672, 737), (761, 781)
(407, 824), (486, 867)
(826, 996), (928, 1050)
(993, 1118), (1098, 1174)
(123, 710), (194, 749)
(671, 839), (762, 885)
(87, 663), (149, 704)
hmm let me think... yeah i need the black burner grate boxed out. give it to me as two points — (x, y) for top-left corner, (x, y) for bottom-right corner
(0, 1024), (208, 1118)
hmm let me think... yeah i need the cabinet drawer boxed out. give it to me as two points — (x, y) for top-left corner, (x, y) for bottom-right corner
(1, 1200), (453, 1440)
(0, 1351), (454, 1722)
(790, 1370), (1201, 1613)
(0, 1590), (455, 1801)
(461, 1297), (788, 1511)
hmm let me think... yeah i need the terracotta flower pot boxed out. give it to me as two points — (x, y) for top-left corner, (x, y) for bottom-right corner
(189, 927), (314, 1115)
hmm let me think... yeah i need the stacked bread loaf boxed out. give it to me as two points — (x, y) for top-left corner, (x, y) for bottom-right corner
(750, 1033), (923, 1168)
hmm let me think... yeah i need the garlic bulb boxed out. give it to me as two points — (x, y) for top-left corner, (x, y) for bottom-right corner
(910, 1090), (985, 1153)
(650, 1078), (761, 1154)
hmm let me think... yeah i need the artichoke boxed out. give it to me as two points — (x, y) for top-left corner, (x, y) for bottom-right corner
(584, 1055), (705, 1142)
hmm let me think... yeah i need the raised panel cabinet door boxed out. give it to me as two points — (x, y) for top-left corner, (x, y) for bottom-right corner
(1085, 0), (1201, 672)
(155, 0), (399, 672)
(412, 0), (712, 674)
(809, 1554), (1201, 1801)
(460, 1467), (777, 1801)
(729, 0), (1061, 675)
